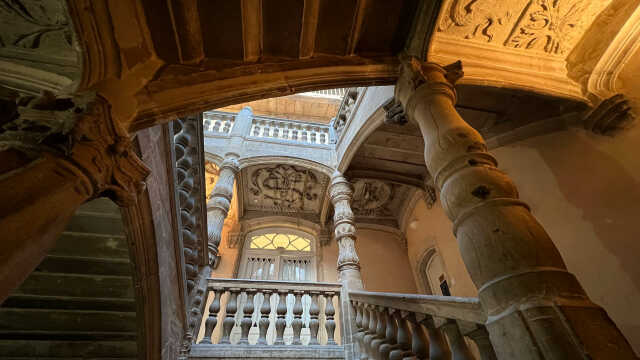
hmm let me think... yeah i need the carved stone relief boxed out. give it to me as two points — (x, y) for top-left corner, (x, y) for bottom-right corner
(244, 164), (328, 215)
(437, 0), (611, 56)
(351, 179), (394, 217)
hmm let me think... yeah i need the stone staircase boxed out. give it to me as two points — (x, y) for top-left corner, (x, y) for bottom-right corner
(0, 198), (138, 359)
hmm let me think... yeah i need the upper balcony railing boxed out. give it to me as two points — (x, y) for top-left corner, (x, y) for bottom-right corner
(203, 111), (331, 147)
(250, 116), (330, 146)
(203, 111), (235, 135)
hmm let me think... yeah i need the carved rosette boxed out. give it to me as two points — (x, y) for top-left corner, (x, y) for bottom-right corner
(206, 153), (239, 260)
(329, 172), (360, 271)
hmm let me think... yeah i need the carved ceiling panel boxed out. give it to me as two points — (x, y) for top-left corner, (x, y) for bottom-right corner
(351, 179), (412, 221)
(242, 164), (328, 216)
(437, 0), (612, 56)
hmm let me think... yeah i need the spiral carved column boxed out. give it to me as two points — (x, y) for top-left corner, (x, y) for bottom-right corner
(206, 153), (239, 268)
(330, 172), (363, 359)
(394, 57), (635, 359)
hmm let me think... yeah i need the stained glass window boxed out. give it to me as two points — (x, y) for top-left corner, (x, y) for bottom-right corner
(249, 232), (312, 251)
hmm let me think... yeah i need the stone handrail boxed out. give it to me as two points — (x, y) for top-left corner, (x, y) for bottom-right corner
(199, 278), (342, 348)
(203, 111), (235, 135)
(349, 290), (497, 360)
(249, 116), (330, 146)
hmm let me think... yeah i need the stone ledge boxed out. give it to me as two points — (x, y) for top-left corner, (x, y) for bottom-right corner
(189, 344), (344, 359)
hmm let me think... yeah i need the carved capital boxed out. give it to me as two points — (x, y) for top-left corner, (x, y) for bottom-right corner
(382, 97), (408, 125)
(0, 93), (149, 205)
(220, 153), (240, 174)
(329, 172), (353, 204)
(395, 57), (462, 114)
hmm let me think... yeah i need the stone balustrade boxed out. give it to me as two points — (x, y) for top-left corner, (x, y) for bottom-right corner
(349, 290), (497, 360)
(203, 111), (236, 135)
(249, 116), (331, 146)
(198, 279), (342, 350)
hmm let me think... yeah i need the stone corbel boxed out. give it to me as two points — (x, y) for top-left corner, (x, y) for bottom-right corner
(581, 94), (636, 136)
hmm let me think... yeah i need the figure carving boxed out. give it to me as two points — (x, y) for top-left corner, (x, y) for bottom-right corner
(0, 0), (72, 50)
(351, 179), (394, 217)
(438, 0), (511, 42)
(249, 164), (320, 211)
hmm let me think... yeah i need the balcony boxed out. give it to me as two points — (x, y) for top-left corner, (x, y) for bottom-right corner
(189, 279), (496, 359)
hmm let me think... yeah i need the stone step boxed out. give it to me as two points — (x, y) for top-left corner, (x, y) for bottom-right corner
(189, 344), (345, 359)
(37, 255), (132, 276)
(11, 272), (134, 299)
(2, 294), (136, 312)
(52, 232), (129, 260)
(64, 212), (124, 236)
(77, 197), (120, 214)
(0, 308), (137, 334)
(0, 339), (136, 358)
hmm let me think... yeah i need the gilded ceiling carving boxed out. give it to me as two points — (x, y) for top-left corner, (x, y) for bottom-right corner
(437, 0), (611, 56)
(244, 164), (327, 214)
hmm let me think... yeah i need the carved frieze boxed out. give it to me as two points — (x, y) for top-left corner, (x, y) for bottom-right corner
(437, 0), (611, 56)
(245, 164), (327, 214)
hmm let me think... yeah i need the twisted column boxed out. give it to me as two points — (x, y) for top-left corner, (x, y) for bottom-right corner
(329, 172), (363, 288)
(394, 57), (636, 359)
(206, 153), (239, 267)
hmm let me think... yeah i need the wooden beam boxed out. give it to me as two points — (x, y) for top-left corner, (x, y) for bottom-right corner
(241, 0), (262, 62)
(169, 0), (204, 64)
(346, 0), (369, 55)
(299, 0), (320, 59)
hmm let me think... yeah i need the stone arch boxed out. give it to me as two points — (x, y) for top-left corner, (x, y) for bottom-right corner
(416, 247), (440, 295)
(239, 156), (334, 177)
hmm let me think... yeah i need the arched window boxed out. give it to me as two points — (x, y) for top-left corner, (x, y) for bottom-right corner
(418, 248), (451, 296)
(239, 228), (317, 282)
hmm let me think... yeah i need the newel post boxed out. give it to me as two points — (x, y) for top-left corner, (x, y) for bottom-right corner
(394, 57), (636, 359)
(329, 171), (363, 359)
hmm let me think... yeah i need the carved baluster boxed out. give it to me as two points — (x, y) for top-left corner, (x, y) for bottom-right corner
(257, 290), (271, 345)
(407, 313), (429, 359)
(370, 306), (388, 359)
(309, 291), (320, 345)
(363, 305), (379, 359)
(292, 291), (304, 345)
(352, 301), (366, 357)
(421, 317), (451, 360)
(379, 308), (399, 360)
(324, 292), (337, 345)
(200, 288), (222, 344)
(389, 311), (412, 360)
(239, 289), (255, 344)
(466, 326), (497, 360)
(275, 290), (287, 345)
(220, 289), (239, 344)
(441, 321), (473, 360)
(358, 302), (371, 360)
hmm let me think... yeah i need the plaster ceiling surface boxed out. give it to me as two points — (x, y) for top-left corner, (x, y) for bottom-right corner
(218, 93), (342, 124)
(242, 164), (329, 220)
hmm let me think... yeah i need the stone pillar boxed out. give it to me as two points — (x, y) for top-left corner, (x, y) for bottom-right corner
(206, 153), (239, 267)
(329, 171), (363, 359)
(0, 95), (149, 303)
(394, 58), (636, 359)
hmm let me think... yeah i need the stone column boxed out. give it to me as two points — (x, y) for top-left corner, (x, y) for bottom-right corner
(206, 153), (239, 267)
(394, 58), (636, 359)
(329, 171), (363, 359)
(0, 95), (149, 303)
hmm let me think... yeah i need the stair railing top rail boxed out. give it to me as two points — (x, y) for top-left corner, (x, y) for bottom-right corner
(207, 278), (341, 292)
(348, 289), (485, 324)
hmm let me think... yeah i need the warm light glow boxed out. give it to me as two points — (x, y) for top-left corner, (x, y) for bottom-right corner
(249, 232), (312, 251)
